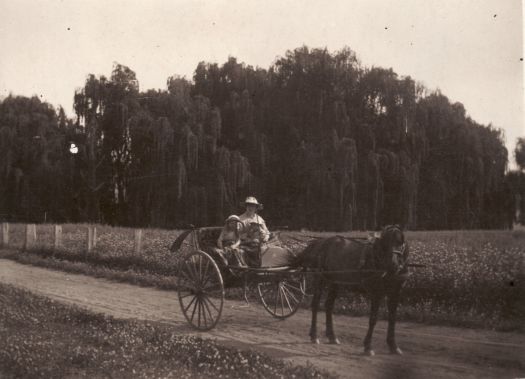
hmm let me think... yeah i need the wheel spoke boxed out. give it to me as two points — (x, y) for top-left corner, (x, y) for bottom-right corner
(183, 295), (197, 314)
(260, 283), (275, 298)
(178, 251), (224, 330)
(200, 298), (208, 328)
(202, 282), (223, 293)
(201, 273), (217, 288)
(281, 283), (300, 304)
(192, 256), (202, 283)
(190, 295), (199, 323)
(282, 283), (303, 293)
(201, 265), (219, 291)
(179, 265), (194, 283)
(279, 285), (285, 316)
(185, 260), (199, 284)
(184, 259), (195, 280)
(197, 297), (202, 328)
(201, 273), (212, 289)
(273, 283), (280, 314)
(285, 281), (303, 296)
(178, 282), (193, 292)
(257, 275), (305, 319)
(178, 278), (193, 290)
(203, 295), (220, 314)
(280, 285), (294, 312)
(198, 255), (203, 283)
(201, 296), (214, 325)
(196, 255), (204, 284)
(201, 259), (211, 287)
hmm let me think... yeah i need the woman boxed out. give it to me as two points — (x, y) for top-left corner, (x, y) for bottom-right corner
(238, 196), (269, 267)
(239, 196), (270, 242)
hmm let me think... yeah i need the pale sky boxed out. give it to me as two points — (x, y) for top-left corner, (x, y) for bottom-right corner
(0, 0), (523, 166)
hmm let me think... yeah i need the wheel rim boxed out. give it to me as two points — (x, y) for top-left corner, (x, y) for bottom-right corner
(178, 251), (224, 330)
(257, 274), (305, 319)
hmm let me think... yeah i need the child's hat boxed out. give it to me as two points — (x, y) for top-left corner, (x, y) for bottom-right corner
(225, 215), (242, 223)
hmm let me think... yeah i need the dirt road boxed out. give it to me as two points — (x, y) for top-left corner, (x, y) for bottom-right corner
(1, 258), (523, 379)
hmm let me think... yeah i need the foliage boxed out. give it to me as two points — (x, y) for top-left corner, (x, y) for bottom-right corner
(515, 137), (525, 171)
(0, 97), (70, 222)
(0, 47), (513, 230)
(0, 283), (334, 378)
(1, 224), (524, 331)
(506, 171), (525, 225)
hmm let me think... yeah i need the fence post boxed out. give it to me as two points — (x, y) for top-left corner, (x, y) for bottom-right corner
(54, 225), (62, 250)
(1, 223), (8, 248)
(134, 229), (143, 254)
(87, 225), (97, 253)
(24, 224), (37, 250)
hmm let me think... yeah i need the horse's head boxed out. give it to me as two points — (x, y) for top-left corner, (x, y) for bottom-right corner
(378, 224), (408, 275)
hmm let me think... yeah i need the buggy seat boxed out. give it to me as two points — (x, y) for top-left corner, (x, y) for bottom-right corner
(196, 227), (296, 268)
(197, 227), (223, 253)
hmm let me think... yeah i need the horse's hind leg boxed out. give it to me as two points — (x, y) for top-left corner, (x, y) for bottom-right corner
(386, 290), (403, 355)
(309, 277), (323, 344)
(325, 283), (340, 344)
(363, 292), (381, 356)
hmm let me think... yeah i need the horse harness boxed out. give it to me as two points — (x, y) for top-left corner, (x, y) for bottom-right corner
(313, 232), (407, 286)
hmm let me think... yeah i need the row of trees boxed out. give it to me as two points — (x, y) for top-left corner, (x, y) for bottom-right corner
(508, 138), (525, 225)
(0, 47), (520, 230)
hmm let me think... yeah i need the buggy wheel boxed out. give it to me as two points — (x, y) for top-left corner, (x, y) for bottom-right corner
(257, 273), (306, 319)
(178, 250), (224, 331)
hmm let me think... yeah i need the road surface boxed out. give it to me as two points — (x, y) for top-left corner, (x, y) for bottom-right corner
(0, 258), (523, 379)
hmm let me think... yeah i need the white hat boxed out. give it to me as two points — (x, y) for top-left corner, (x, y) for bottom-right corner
(225, 215), (242, 223)
(244, 196), (263, 209)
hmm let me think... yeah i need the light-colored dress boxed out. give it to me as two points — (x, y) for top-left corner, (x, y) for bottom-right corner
(237, 213), (271, 267)
(217, 228), (244, 266)
(217, 229), (240, 249)
(239, 212), (270, 242)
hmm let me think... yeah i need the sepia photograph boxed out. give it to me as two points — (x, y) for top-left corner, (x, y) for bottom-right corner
(0, 0), (524, 378)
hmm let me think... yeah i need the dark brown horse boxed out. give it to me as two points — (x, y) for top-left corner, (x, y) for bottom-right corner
(293, 225), (409, 356)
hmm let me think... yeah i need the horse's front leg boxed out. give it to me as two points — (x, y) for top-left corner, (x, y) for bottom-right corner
(325, 283), (340, 344)
(386, 289), (403, 355)
(363, 292), (381, 356)
(310, 278), (323, 344)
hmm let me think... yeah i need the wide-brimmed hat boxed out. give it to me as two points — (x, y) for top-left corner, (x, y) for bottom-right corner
(225, 215), (242, 223)
(244, 196), (263, 209)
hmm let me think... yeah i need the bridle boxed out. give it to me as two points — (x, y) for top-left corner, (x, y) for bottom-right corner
(380, 225), (407, 274)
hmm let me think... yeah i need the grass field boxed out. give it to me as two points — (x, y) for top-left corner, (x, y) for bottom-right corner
(0, 283), (334, 378)
(1, 223), (524, 331)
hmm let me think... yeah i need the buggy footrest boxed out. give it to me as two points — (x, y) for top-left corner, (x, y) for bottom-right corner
(227, 265), (299, 273)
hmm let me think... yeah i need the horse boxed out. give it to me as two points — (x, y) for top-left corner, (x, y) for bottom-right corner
(292, 225), (409, 356)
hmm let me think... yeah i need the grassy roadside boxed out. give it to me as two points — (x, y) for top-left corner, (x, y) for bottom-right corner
(0, 248), (180, 290)
(1, 247), (523, 332)
(0, 283), (335, 379)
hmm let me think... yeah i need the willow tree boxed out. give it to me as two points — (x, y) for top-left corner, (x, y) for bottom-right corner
(0, 96), (67, 222)
(73, 74), (108, 222)
(102, 64), (140, 223)
(515, 138), (525, 172)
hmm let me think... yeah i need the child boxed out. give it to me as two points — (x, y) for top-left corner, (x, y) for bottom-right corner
(239, 222), (264, 267)
(217, 215), (245, 266)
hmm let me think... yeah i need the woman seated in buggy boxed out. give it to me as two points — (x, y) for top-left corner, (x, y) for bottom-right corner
(216, 196), (295, 268)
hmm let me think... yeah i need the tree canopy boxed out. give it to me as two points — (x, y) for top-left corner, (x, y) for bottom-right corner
(0, 47), (514, 229)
